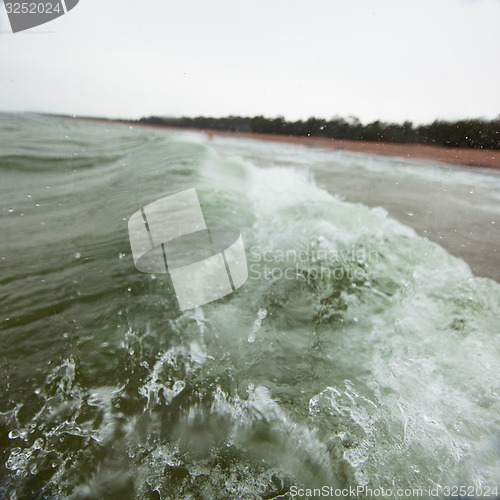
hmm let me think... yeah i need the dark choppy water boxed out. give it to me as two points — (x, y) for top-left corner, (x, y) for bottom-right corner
(1, 114), (499, 499)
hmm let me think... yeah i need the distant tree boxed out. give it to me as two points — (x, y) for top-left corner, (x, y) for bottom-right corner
(135, 115), (500, 149)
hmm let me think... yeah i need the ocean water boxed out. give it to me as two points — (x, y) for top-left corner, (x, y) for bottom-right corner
(0, 113), (499, 499)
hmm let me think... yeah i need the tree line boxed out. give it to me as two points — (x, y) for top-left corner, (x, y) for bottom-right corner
(135, 115), (500, 149)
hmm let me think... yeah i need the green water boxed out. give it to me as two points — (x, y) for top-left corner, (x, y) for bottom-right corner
(1, 114), (499, 499)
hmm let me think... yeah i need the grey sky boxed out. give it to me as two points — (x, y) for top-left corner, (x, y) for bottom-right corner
(1, 0), (499, 124)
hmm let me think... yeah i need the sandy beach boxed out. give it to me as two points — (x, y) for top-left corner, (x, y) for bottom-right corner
(216, 130), (500, 170)
(78, 117), (500, 171)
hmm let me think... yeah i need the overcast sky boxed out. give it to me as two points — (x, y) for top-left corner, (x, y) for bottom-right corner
(1, 0), (499, 124)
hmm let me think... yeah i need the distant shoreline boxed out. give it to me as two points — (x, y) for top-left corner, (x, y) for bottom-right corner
(63, 116), (500, 171)
(191, 128), (500, 171)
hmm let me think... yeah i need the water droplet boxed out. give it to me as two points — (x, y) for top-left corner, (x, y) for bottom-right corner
(8, 430), (20, 439)
(173, 380), (185, 393)
(33, 438), (44, 450)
